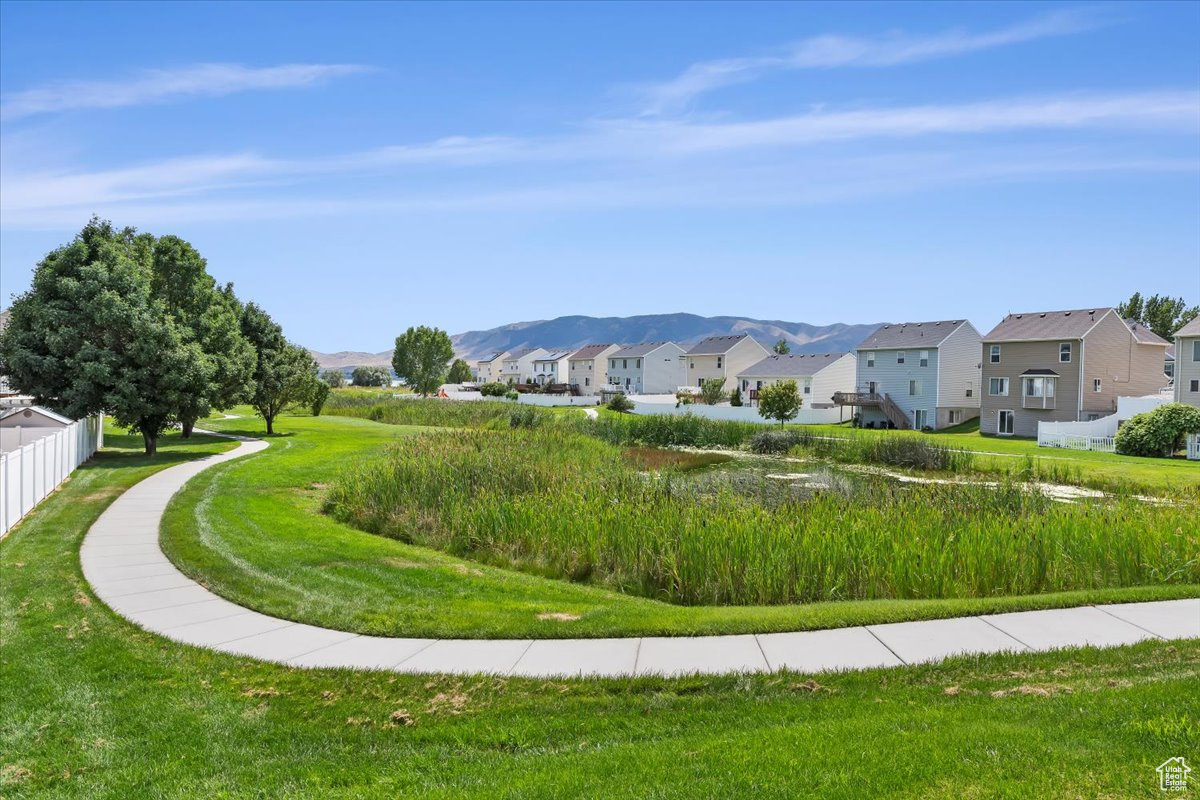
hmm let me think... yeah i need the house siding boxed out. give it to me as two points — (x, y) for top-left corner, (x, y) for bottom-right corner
(936, 323), (983, 410)
(1080, 312), (1167, 415)
(1176, 336), (1200, 407)
(687, 337), (768, 392)
(608, 344), (685, 394)
(855, 347), (940, 429)
(569, 345), (620, 395)
(980, 340), (1082, 437)
(810, 354), (857, 407)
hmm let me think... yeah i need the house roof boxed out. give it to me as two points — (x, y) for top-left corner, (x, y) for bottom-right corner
(738, 353), (849, 378)
(1124, 319), (1171, 346)
(477, 351), (508, 364)
(533, 350), (573, 361)
(569, 343), (618, 360)
(1174, 316), (1200, 338)
(685, 334), (754, 355)
(982, 308), (1112, 342)
(1166, 345), (1176, 360)
(503, 347), (543, 361)
(857, 320), (969, 350)
(0, 405), (73, 425)
(1020, 368), (1060, 376)
(613, 341), (677, 358)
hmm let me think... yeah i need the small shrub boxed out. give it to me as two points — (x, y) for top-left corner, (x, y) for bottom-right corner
(607, 394), (634, 413)
(504, 390), (519, 401)
(509, 406), (543, 429)
(479, 382), (508, 397)
(749, 429), (800, 454)
(730, 387), (743, 407)
(674, 390), (696, 407)
(699, 378), (726, 406)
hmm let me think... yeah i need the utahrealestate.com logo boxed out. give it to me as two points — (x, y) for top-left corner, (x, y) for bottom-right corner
(1157, 757), (1191, 792)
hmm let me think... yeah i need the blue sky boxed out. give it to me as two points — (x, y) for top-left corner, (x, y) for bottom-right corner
(1, 1), (1198, 351)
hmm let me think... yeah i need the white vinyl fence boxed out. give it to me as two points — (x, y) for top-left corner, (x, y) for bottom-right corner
(1037, 432), (1116, 453)
(1188, 433), (1200, 461)
(1, 415), (103, 537)
(630, 400), (844, 425)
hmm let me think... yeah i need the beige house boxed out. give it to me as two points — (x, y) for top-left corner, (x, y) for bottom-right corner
(980, 308), (1169, 437)
(474, 351), (509, 384)
(531, 350), (573, 385)
(501, 347), (548, 384)
(684, 334), (769, 392)
(736, 353), (857, 409)
(568, 344), (621, 395)
(1173, 316), (1200, 408)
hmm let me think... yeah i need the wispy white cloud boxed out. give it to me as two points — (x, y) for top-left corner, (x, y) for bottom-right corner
(638, 8), (1111, 115)
(0, 62), (370, 120)
(3, 83), (1196, 230)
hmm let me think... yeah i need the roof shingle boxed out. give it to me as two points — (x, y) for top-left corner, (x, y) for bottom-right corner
(857, 320), (969, 349)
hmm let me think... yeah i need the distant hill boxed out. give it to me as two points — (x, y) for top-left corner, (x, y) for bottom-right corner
(310, 313), (883, 369)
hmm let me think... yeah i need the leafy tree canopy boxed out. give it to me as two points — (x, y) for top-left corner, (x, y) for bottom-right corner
(757, 380), (803, 426)
(241, 302), (319, 434)
(698, 378), (727, 406)
(773, 339), (791, 355)
(447, 358), (473, 384)
(1117, 292), (1199, 340)
(392, 326), (454, 396)
(321, 369), (347, 388)
(350, 366), (392, 387)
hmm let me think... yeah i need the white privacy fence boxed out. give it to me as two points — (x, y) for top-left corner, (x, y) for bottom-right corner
(1, 415), (103, 537)
(1188, 434), (1200, 461)
(1037, 432), (1116, 453)
(1036, 394), (1171, 453)
(630, 400), (844, 425)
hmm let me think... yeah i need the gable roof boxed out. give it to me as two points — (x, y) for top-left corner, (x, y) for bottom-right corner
(982, 308), (1113, 342)
(1175, 316), (1200, 338)
(569, 343), (619, 360)
(738, 353), (849, 378)
(613, 341), (677, 358)
(0, 405), (73, 426)
(533, 350), (573, 361)
(503, 347), (543, 361)
(857, 319), (970, 350)
(477, 351), (508, 364)
(685, 334), (755, 355)
(1124, 319), (1170, 346)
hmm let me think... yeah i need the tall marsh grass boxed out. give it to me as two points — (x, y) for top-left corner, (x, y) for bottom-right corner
(324, 428), (1199, 606)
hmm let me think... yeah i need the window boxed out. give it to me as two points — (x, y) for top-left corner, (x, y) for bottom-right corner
(909, 379), (922, 396)
(897, 351), (906, 364)
(622, 359), (628, 369)
(716, 356), (723, 370)
(1193, 341), (1200, 362)
(636, 359), (642, 369)
(989, 377), (1009, 396)
(997, 410), (1014, 435)
(610, 359), (615, 369)
(989, 345), (1001, 364)
(1059, 342), (1072, 363)
(914, 409), (928, 429)
(585, 377), (590, 387)
(865, 352), (875, 367)
(919, 350), (929, 367)
(1191, 379), (1199, 393)
(689, 359), (694, 369)
(803, 384), (811, 394)
(1023, 377), (1054, 398)
(1093, 378), (1102, 393)
(948, 410), (962, 425)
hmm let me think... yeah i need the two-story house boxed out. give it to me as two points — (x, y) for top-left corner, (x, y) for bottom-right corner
(736, 353), (857, 409)
(683, 335), (770, 393)
(607, 342), (685, 394)
(980, 308), (1170, 437)
(501, 347), (548, 384)
(531, 350), (573, 385)
(474, 351), (509, 384)
(1173, 316), (1200, 408)
(837, 319), (982, 430)
(568, 344), (621, 395)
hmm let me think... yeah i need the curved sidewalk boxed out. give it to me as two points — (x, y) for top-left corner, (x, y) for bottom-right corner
(80, 436), (1200, 678)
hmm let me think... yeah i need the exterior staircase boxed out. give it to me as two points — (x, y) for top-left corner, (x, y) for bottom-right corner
(831, 391), (912, 430)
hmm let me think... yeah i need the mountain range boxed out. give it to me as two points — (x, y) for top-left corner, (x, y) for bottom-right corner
(309, 313), (884, 370)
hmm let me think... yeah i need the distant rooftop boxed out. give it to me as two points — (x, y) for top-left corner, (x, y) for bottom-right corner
(857, 320), (969, 349)
(982, 308), (1112, 342)
(568, 343), (619, 360)
(1174, 316), (1200, 339)
(685, 334), (752, 355)
(738, 353), (850, 378)
(613, 341), (677, 358)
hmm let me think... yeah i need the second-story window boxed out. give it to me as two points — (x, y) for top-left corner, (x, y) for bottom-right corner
(1059, 342), (1072, 363)
(897, 351), (906, 364)
(636, 359), (642, 368)
(919, 350), (929, 367)
(990, 344), (1001, 364)
(865, 352), (875, 367)
(716, 356), (723, 369)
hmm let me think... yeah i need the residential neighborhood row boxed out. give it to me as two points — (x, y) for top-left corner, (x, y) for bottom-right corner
(472, 307), (1199, 434)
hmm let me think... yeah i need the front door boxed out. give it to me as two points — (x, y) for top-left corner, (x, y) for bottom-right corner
(868, 381), (878, 395)
(914, 409), (928, 429)
(998, 410), (1014, 435)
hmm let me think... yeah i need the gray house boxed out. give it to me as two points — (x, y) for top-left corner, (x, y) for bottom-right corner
(736, 352), (857, 409)
(980, 308), (1170, 437)
(1173, 316), (1200, 408)
(836, 319), (982, 430)
(607, 342), (685, 394)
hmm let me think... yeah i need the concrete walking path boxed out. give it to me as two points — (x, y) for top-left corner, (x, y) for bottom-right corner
(80, 435), (1200, 677)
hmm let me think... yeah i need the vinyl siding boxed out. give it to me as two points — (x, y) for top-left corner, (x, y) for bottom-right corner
(935, 322), (983, 409)
(1175, 337), (1200, 407)
(686, 338), (769, 392)
(608, 344), (685, 394)
(810, 353), (858, 407)
(980, 340), (1081, 437)
(1080, 311), (1167, 415)
(569, 346), (620, 395)
(855, 347), (940, 428)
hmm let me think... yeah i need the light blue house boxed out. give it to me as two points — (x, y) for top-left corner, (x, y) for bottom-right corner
(834, 319), (982, 430)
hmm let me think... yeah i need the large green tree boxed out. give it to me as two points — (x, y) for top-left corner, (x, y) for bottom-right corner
(447, 358), (473, 384)
(0, 219), (203, 455)
(392, 326), (454, 396)
(350, 365), (391, 387)
(1117, 292), (1199, 340)
(757, 380), (803, 426)
(149, 236), (255, 437)
(241, 303), (320, 434)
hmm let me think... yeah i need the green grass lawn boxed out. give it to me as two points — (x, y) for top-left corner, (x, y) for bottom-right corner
(161, 412), (1200, 639)
(2, 424), (1198, 797)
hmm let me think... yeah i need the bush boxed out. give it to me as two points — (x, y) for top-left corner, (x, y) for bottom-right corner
(479, 382), (508, 397)
(699, 378), (726, 406)
(1115, 403), (1200, 457)
(308, 381), (330, 417)
(509, 406), (543, 429)
(674, 390), (696, 407)
(730, 387), (743, 407)
(351, 366), (392, 387)
(504, 390), (519, 401)
(749, 429), (800, 454)
(607, 394), (634, 413)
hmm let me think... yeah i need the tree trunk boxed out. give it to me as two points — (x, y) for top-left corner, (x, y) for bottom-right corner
(142, 429), (158, 456)
(181, 418), (195, 438)
(265, 413), (275, 435)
